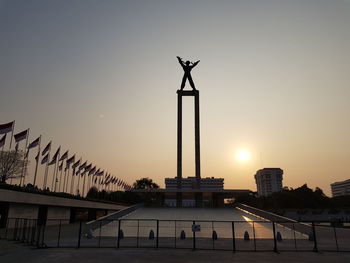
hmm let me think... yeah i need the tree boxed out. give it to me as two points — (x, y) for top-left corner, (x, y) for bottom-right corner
(133, 177), (159, 190)
(0, 150), (28, 184)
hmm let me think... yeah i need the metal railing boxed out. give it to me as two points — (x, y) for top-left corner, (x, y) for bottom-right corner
(1, 218), (349, 252)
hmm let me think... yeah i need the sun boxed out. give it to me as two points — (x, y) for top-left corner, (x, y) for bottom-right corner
(236, 150), (250, 162)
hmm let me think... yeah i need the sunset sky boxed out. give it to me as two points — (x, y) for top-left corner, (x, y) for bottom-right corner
(1, 0), (350, 195)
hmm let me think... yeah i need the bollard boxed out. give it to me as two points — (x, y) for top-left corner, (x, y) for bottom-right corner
(149, 230), (155, 240)
(180, 230), (186, 239)
(244, 231), (250, 241)
(276, 231), (282, 242)
(212, 230), (218, 240)
(85, 229), (93, 239)
(308, 232), (314, 241)
(119, 229), (124, 239)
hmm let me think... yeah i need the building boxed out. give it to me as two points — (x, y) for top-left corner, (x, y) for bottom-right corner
(165, 177), (224, 191)
(255, 168), (283, 196)
(163, 177), (226, 207)
(331, 179), (350, 197)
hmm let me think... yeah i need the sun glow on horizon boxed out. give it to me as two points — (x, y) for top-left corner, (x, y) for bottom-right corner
(236, 150), (250, 162)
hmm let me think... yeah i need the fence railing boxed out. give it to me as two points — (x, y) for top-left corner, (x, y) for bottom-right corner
(1, 218), (349, 252)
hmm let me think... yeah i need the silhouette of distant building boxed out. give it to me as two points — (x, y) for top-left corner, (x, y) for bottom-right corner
(255, 168), (283, 196)
(331, 179), (350, 197)
(165, 177), (224, 191)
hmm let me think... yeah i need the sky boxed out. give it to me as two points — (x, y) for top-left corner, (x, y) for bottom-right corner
(1, 0), (350, 196)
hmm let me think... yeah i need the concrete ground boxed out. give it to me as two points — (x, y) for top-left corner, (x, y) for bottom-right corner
(1, 240), (350, 263)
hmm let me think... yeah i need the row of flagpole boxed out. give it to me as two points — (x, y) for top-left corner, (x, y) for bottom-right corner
(0, 121), (132, 196)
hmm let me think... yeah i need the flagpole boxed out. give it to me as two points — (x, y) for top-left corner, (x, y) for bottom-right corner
(19, 129), (29, 187)
(70, 166), (76, 194)
(65, 160), (73, 193)
(8, 121), (15, 150)
(33, 136), (41, 187)
(58, 161), (63, 192)
(82, 172), (86, 197)
(0, 134), (5, 154)
(86, 174), (89, 194)
(76, 169), (81, 196)
(53, 151), (60, 192)
(43, 152), (50, 190)
(62, 165), (67, 193)
(64, 165), (69, 193)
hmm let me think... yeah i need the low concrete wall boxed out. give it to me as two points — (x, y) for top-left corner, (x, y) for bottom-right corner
(47, 207), (70, 222)
(0, 189), (126, 211)
(8, 203), (38, 220)
(237, 203), (312, 235)
(87, 204), (143, 229)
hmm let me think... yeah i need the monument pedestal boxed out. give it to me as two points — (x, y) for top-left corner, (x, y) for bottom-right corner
(177, 89), (201, 181)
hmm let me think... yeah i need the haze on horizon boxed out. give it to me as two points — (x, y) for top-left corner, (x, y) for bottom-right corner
(1, 0), (350, 195)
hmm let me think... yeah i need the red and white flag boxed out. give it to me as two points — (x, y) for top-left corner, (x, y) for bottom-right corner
(42, 141), (51, 156)
(72, 159), (80, 169)
(41, 153), (49, 164)
(79, 161), (87, 171)
(59, 161), (64, 171)
(35, 151), (40, 161)
(49, 146), (60, 165)
(59, 150), (68, 161)
(85, 163), (92, 172)
(0, 134), (6, 148)
(14, 129), (29, 143)
(28, 136), (40, 149)
(89, 166), (96, 175)
(0, 121), (14, 135)
(66, 155), (75, 165)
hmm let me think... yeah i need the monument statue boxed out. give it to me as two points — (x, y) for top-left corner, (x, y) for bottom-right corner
(177, 56), (200, 91)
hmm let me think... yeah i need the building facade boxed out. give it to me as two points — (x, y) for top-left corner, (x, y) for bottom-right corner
(331, 179), (350, 197)
(165, 177), (224, 191)
(255, 168), (283, 196)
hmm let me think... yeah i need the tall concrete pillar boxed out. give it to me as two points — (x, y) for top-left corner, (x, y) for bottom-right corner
(194, 90), (201, 182)
(177, 89), (201, 196)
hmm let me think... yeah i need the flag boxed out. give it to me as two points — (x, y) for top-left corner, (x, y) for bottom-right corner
(49, 146), (60, 165)
(41, 153), (49, 164)
(79, 161), (87, 171)
(66, 155), (75, 165)
(89, 166), (96, 175)
(72, 159), (80, 169)
(14, 129), (29, 143)
(0, 121), (14, 135)
(52, 146), (60, 161)
(59, 150), (68, 161)
(28, 136), (40, 149)
(0, 134), (6, 148)
(42, 141), (51, 156)
(58, 161), (63, 171)
(85, 163), (92, 172)
(35, 151), (40, 162)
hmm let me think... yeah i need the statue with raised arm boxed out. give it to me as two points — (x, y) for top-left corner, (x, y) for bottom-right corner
(177, 56), (200, 91)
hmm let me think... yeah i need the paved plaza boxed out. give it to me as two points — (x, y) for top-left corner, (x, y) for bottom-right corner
(1, 240), (350, 263)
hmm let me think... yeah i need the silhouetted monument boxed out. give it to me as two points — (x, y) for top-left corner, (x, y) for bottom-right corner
(133, 58), (251, 207)
(177, 56), (200, 90)
(176, 56), (201, 206)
